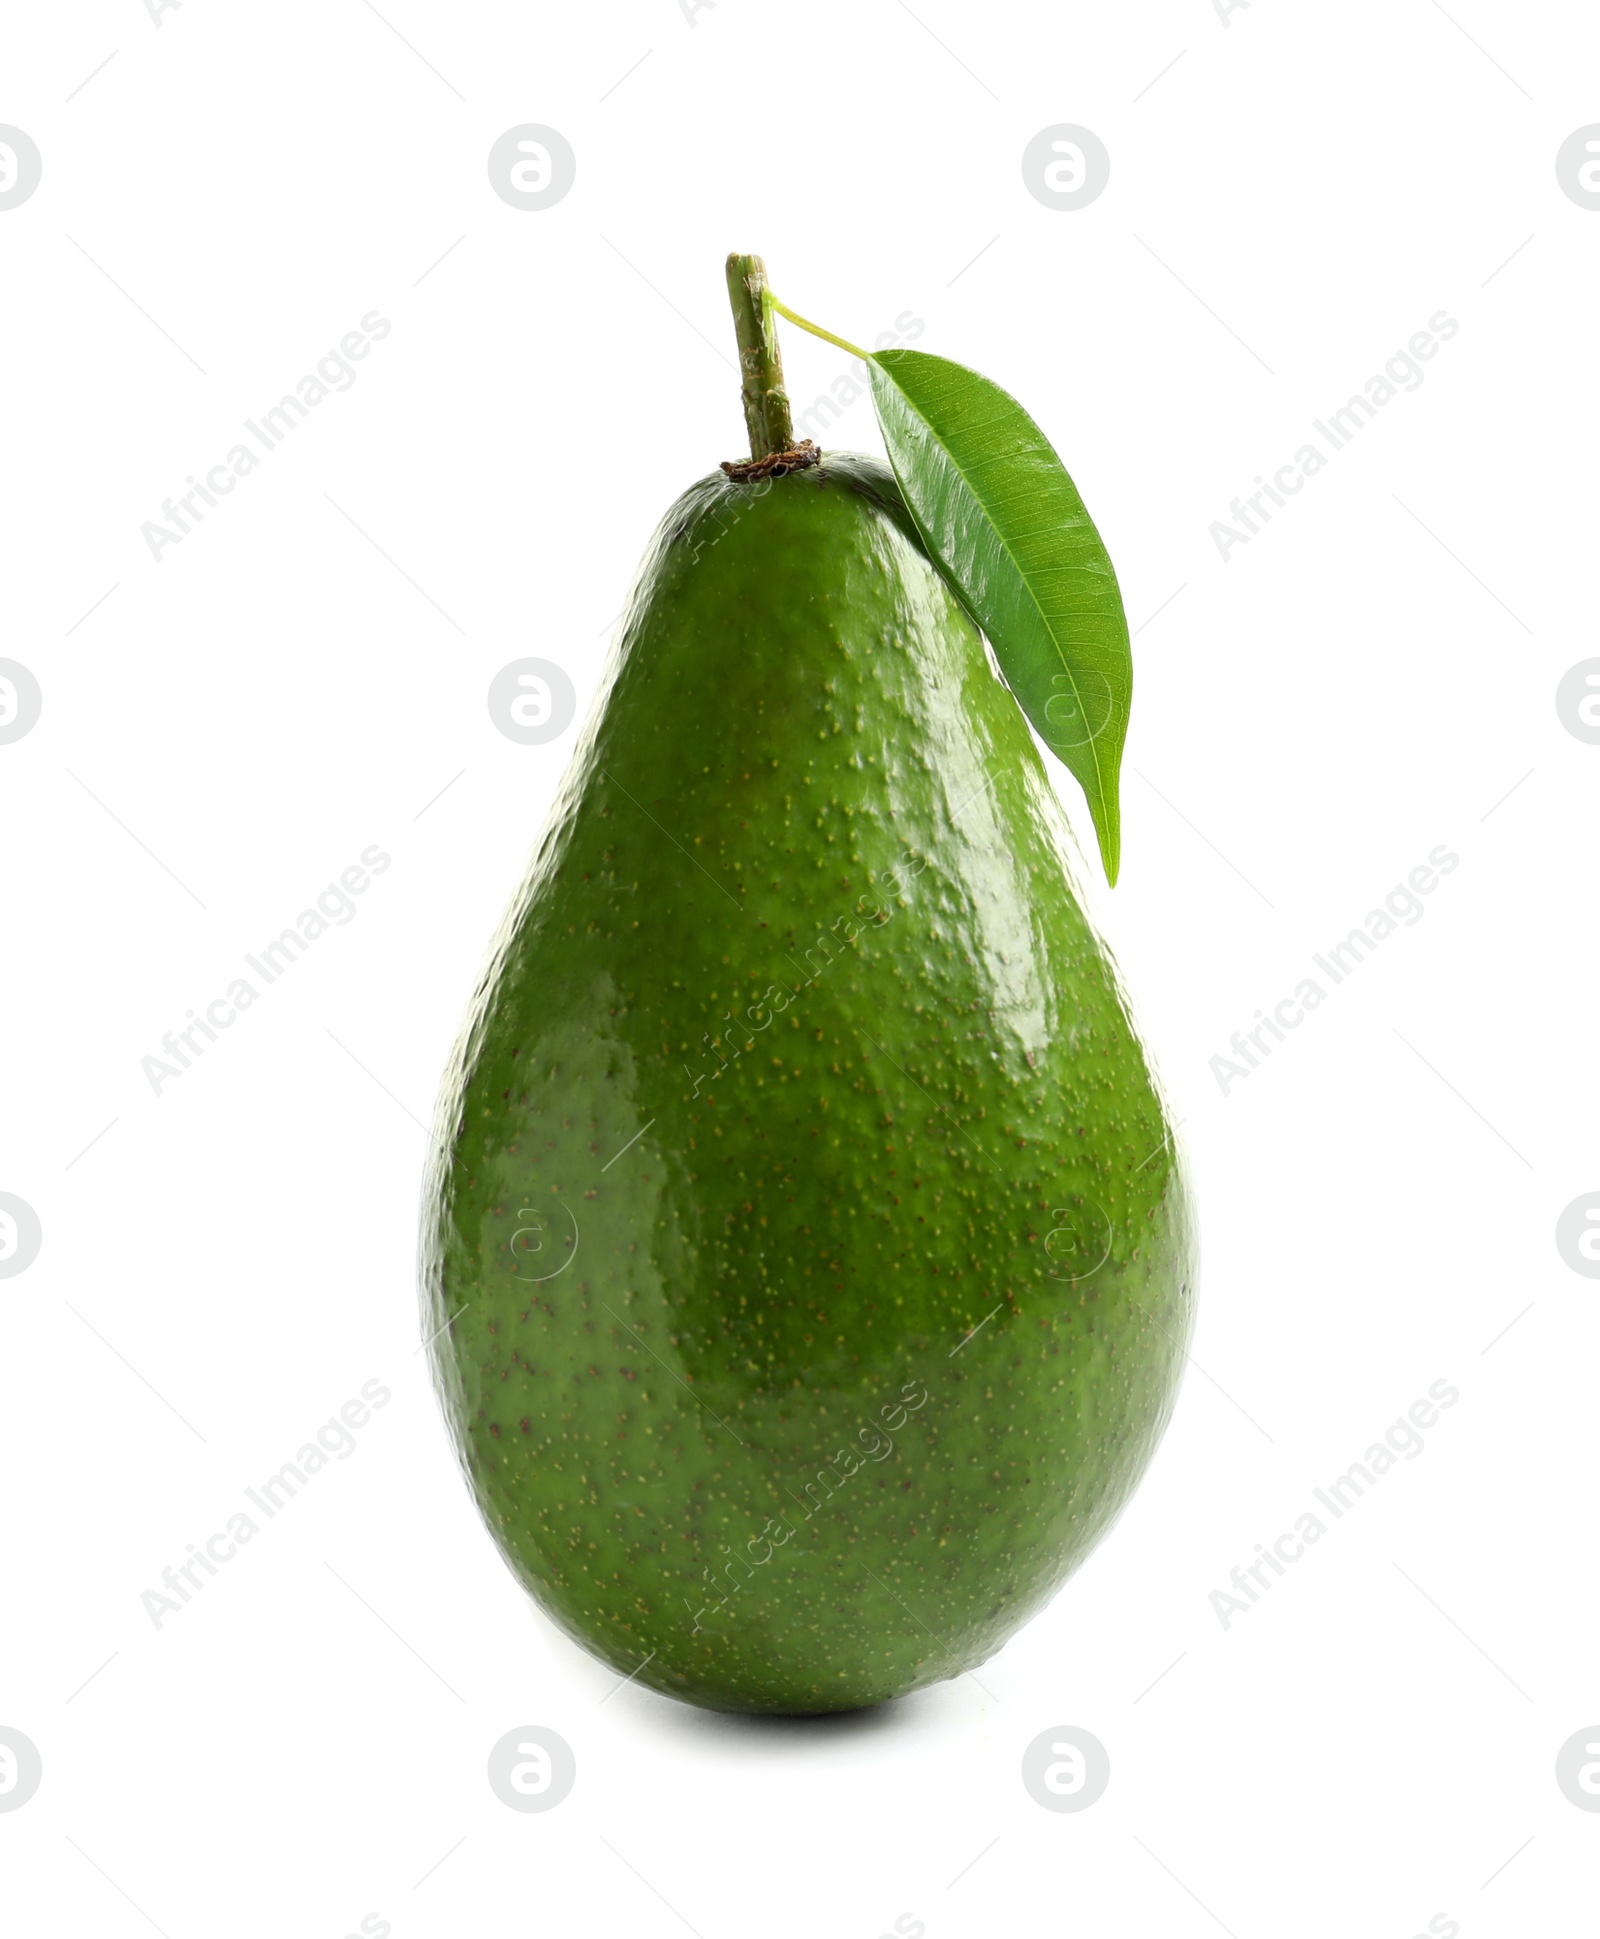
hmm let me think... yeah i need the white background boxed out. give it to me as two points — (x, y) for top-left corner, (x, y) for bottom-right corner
(2, 1), (1596, 1934)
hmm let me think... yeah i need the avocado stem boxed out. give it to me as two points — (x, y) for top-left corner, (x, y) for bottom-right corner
(725, 253), (795, 460)
(763, 291), (870, 363)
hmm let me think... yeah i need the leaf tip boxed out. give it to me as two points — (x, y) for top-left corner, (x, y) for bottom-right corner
(1096, 806), (1121, 888)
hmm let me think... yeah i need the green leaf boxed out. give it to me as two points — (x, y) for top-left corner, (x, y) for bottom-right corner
(867, 348), (1133, 885)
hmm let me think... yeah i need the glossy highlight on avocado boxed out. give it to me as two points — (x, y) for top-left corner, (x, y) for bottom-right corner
(420, 453), (1194, 1713)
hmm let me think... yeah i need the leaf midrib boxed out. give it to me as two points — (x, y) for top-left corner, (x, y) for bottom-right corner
(875, 358), (1111, 814)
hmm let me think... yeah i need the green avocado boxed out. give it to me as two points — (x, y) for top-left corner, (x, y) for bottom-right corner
(421, 452), (1194, 1713)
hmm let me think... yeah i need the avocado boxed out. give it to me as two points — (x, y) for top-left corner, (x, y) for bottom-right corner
(421, 452), (1194, 1713)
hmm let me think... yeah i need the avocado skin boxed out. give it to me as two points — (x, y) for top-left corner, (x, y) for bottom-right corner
(421, 453), (1194, 1714)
